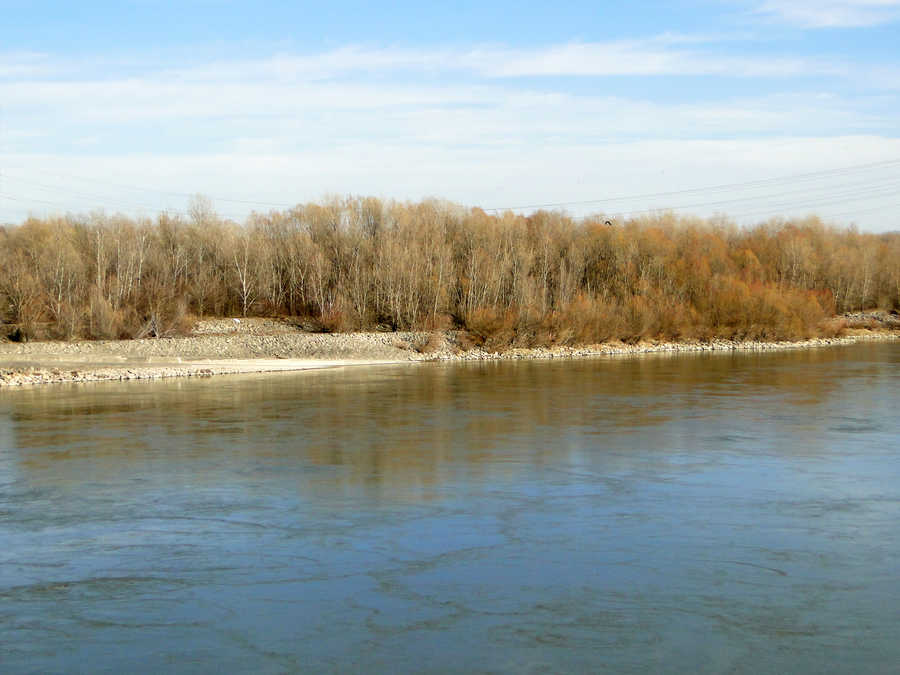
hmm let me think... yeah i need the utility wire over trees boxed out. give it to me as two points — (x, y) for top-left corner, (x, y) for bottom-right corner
(481, 158), (900, 221)
(1, 157), (899, 226)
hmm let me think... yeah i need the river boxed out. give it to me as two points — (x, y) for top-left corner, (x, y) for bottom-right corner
(1, 343), (899, 673)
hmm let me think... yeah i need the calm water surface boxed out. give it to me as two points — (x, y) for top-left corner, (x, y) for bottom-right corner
(1, 343), (899, 673)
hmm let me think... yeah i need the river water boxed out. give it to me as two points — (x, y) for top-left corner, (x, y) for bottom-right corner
(1, 343), (899, 673)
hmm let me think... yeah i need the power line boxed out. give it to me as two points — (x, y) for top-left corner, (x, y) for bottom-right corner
(3, 175), (196, 213)
(1, 175), (249, 220)
(4, 166), (299, 208)
(606, 177), (899, 220)
(482, 157), (900, 212)
(818, 202), (900, 221)
(580, 178), (898, 225)
(0, 193), (71, 208)
(2, 155), (898, 226)
(12, 169), (897, 223)
(8, 156), (900, 217)
(0, 192), (246, 222)
(726, 188), (900, 221)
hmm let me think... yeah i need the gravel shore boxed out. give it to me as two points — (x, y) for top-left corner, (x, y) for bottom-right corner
(1, 316), (897, 387)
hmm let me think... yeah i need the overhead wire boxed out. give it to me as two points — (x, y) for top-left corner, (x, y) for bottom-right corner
(1, 156), (898, 225)
(3, 174), (201, 213)
(0, 192), (247, 222)
(614, 178), (899, 218)
(482, 158), (900, 213)
(3, 166), (299, 208)
(596, 177), (900, 221)
(817, 201), (900, 221)
(0, 173), (251, 221)
(725, 188), (900, 221)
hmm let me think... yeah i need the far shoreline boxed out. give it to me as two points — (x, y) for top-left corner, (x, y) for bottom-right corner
(1, 318), (897, 388)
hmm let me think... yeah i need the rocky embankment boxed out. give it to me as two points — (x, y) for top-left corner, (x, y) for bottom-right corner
(0, 321), (423, 386)
(1, 313), (898, 387)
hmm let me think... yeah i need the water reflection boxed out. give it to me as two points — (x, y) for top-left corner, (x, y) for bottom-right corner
(3, 346), (879, 493)
(1, 343), (899, 673)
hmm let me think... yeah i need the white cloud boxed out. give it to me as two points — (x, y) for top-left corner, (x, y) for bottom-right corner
(0, 79), (493, 120)
(471, 41), (830, 78)
(1, 38), (897, 232)
(0, 73), (881, 149)
(756, 0), (900, 27)
(0, 51), (54, 78)
(0, 39), (867, 139)
(165, 39), (834, 81)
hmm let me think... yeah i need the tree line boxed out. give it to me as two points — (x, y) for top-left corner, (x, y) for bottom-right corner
(1, 196), (898, 346)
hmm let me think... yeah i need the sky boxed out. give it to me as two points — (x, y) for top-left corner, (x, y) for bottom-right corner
(1, 0), (899, 231)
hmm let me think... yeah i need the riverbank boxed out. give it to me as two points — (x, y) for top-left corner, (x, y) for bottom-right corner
(1, 315), (898, 387)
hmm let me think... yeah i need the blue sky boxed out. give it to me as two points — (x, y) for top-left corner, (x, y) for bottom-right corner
(1, 0), (899, 230)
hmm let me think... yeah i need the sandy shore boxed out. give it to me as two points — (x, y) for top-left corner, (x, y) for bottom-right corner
(0, 357), (407, 387)
(1, 316), (897, 387)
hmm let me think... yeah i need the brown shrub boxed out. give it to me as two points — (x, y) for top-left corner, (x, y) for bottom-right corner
(87, 289), (120, 340)
(464, 307), (518, 350)
(414, 332), (445, 354)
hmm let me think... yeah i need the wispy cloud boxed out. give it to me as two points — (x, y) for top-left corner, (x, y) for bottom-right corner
(0, 33), (882, 148)
(756, 0), (900, 28)
(0, 75), (882, 146)
(0, 35), (848, 93)
(0, 35), (892, 147)
(0, 79), (493, 119)
(0, 51), (55, 78)
(166, 38), (835, 82)
(2, 33), (898, 231)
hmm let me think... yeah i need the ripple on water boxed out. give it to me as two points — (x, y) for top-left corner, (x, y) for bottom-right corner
(828, 416), (883, 433)
(1, 342), (899, 673)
